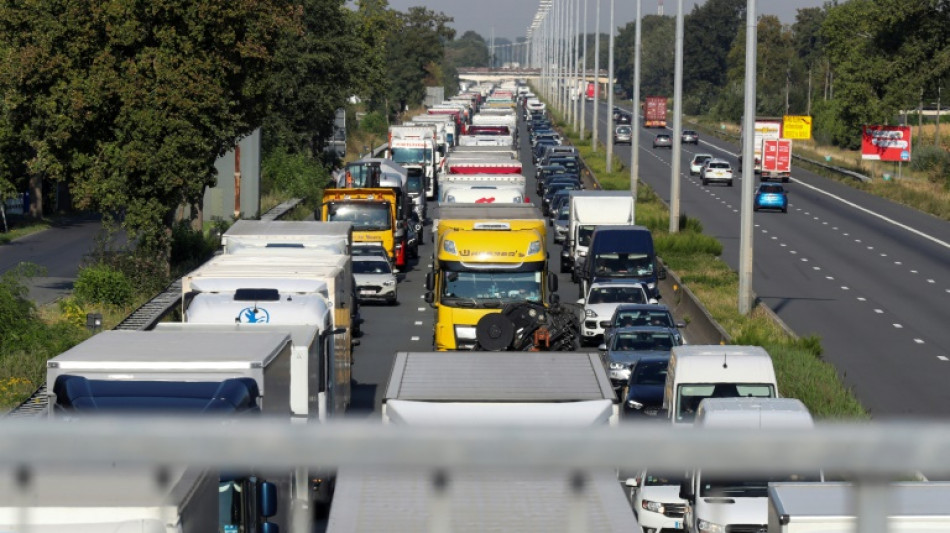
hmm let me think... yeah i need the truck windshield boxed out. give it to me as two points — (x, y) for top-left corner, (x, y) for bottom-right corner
(675, 383), (776, 423)
(578, 226), (596, 247)
(392, 147), (429, 165)
(327, 203), (391, 231)
(407, 174), (424, 194)
(700, 472), (821, 498)
(441, 271), (543, 306)
(593, 253), (654, 277)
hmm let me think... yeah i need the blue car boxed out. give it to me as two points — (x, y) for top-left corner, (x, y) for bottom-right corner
(753, 183), (788, 213)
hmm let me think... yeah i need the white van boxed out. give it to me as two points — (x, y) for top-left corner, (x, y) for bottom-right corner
(663, 345), (778, 426)
(681, 398), (820, 533)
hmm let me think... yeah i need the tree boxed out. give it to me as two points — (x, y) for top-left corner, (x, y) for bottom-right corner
(264, 0), (364, 155)
(353, 0), (396, 113)
(682, 0), (747, 113)
(445, 31), (489, 70)
(821, 0), (950, 147)
(385, 7), (454, 114)
(616, 15), (675, 101)
(0, 0), (298, 257)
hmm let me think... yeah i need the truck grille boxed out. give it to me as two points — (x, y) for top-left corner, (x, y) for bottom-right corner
(726, 525), (767, 533)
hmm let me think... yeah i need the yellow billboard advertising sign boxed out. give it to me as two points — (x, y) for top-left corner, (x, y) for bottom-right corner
(783, 115), (812, 140)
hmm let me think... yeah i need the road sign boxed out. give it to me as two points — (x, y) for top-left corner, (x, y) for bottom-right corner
(901, 150), (910, 162)
(862, 125), (912, 162)
(783, 115), (812, 140)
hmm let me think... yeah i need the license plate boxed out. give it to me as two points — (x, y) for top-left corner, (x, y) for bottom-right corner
(360, 289), (374, 295)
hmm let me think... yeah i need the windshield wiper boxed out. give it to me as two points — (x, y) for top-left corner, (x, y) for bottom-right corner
(442, 296), (478, 308)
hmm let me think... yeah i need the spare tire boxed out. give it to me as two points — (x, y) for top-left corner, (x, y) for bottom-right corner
(475, 313), (515, 351)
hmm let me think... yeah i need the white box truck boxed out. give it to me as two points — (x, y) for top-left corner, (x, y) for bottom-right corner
(679, 398), (819, 533)
(663, 345), (779, 426)
(563, 191), (636, 277)
(768, 482), (950, 533)
(0, 465), (279, 533)
(439, 174), (527, 204)
(222, 219), (353, 254)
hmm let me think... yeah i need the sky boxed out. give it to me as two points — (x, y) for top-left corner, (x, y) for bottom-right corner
(383, 0), (828, 42)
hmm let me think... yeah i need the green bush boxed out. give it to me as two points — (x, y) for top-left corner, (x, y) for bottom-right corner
(0, 264), (41, 349)
(262, 147), (332, 208)
(655, 232), (723, 256)
(359, 111), (389, 137)
(73, 264), (134, 306)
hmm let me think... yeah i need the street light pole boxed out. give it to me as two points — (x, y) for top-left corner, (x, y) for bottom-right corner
(580, 0), (589, 141)
(668, 0), (684, 234)
(630, 0), (642, 203)
(606, 0), (615, 172)
(738, 0), (759, 315)
(572, 0), (581, 131)
(592, 0), (600, 149)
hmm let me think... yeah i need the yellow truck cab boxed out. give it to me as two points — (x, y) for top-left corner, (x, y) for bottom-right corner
(321, 188), (397, 261)
(425, 205), (557, 350)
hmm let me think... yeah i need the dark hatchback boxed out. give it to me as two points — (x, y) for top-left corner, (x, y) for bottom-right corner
(622, 354), (671, 417)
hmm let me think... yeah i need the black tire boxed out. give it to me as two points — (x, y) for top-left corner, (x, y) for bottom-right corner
(702, 179), (707, 186)
(782, 207), (788, 213)
(728, 180), (734, 187)
(753, 205), (759, 212)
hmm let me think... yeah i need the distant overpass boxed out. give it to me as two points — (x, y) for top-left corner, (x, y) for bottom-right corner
(458, 67), (612, 86)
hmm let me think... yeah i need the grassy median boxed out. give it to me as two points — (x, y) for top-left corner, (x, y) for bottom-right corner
(546, 104), (867, 418)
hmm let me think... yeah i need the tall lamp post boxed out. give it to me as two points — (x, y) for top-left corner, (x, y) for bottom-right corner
(630, 0), (642, 203)
(606, 0), (615, 171)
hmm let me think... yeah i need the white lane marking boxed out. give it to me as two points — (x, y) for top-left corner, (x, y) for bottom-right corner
(414, 321), (423, 325)
(417, 307), (426, 311)
(880, 253), (887, 257)
(790, 250), (798, 254)
(911, 270), (919, 274)
(813, 266), (821, 270)
(790, 177), (950, 250)
(826, 276), (835, 280)
(843, 232), (850, 236)
(857, 297), (866, 302)
(914, 338), (925, 344)
(772, 236), (778, 240)
(874, 309), (884, 314)
(867, 246), (874, 250)
(893, 324), (903, 329)
(801, 258), (809, 262)
(822, 221), (828, 225)
(832, 226), (839, 230)
(841, 286), (849, 290)
(938, 356), (949, 361)
(895, 261), (903, 265)
(780, 243), (787, 247)
(855, 239), (862, 243)
(411, 336), (420, 341)
(927, 279), (935, 284)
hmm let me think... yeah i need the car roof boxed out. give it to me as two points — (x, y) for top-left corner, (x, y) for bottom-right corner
(613, 303), (672, 313)
(656, 133), (670, 137)
(692, 153), (713, 159)
(707, 158), (730, 164)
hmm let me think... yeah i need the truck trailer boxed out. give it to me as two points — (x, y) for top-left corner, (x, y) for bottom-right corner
(562, 191), (636, 276)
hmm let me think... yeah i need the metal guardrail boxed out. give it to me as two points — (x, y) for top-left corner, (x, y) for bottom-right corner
(260, 198), (303, 221)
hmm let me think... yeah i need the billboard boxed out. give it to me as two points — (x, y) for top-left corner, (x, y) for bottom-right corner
(783, 115), (812, 139)
(862, 125), (912, 162)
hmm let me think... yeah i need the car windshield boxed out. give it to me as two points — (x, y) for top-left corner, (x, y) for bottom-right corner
(549, 160), (578, 171)
(353, 260), (391, 275)
(441, 271), (543, 306)
(700, 472), (822, 498)
(617, 127), (631, 134)
(631, 360), (669, 385)
(406, 174), (424, 194)
(611, 331), (676, 352)
(709, 162), (731, 170)
(643, 472), (684, 487)
(657, 135), (670, 140)
(693, 155), (711, 164)
(588, 285), (646, 305)
(761, 185), (784, 193)
(557, 205), (570, 220)
(613, 310), (673, 328)
(326, 203), (391, 231)
(684, 130), (696, 135)
(675, 383), (776, 423)
(593, 253), (654, 277)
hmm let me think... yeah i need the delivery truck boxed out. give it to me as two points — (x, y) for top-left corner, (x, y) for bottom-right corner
(562, 191), (636, 277)
(738, 117), (783, 178)
(644, 96), (667, 128)
(222, 220), (353, 255)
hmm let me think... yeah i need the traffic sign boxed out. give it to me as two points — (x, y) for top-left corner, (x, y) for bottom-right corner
(900, 150), (910, 162)
(783, 116), (812, 139)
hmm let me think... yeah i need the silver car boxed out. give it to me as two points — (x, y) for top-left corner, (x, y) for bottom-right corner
(353, 256), (398, 304)
(613, 125), (632, 145)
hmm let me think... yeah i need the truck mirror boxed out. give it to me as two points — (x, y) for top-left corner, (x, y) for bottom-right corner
(624, 477), (639, 488)
(261, 522), (279, 533)
(425, 272), (434, 291)
(259, 481), (278, 518)
(424, 292), (434, 304)
(547, 272), (558, 293)
(549, 293), (560, 305)
(679, 479), (694, 502)
(576, 298), (585, 305)
(598, 344), (607, 351)
(658, 266), (667, 280)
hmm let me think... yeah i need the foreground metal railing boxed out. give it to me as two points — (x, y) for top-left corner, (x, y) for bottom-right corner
(2, 419), (949, 533)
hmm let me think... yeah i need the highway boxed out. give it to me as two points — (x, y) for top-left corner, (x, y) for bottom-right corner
(577, 98), (950, 417)
(347, 115), (589, 417)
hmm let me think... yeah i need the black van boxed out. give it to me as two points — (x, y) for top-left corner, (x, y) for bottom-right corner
(580, 225), (665, 299)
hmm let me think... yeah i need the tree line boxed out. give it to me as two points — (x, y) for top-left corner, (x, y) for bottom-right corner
(0, 0), (468, 265)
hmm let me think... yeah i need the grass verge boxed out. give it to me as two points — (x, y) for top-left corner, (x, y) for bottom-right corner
(0, 219), (51, 244)
(546, 100), (867, 419)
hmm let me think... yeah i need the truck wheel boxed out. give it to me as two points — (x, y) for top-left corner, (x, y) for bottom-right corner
(728, 180), (734, 187)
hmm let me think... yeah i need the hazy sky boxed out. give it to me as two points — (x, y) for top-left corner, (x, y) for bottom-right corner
(383, 0), (828, 41)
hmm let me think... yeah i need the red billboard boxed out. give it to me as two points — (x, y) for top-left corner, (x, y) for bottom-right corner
(862, 125), (912, 162)
(762, 139), (792, 173)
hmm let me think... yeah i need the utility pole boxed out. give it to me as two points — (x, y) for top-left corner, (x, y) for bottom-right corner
(606, 0), (616, 172)
(580, 0), (589, 141)
(738, 0), (759, 316)
(572, 0), (581, 131)
(592, 0), (601, 149)
(668, 0), (684, 234)
(630, 0), (642, 204)
(936, 83), (942, 147)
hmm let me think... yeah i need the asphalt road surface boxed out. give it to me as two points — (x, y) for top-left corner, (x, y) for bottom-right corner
(578, 98), (950, 418)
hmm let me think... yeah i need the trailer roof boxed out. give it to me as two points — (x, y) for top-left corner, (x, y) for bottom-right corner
(769, 482), (950, 521)
(385, 352), (615, 401)
(327, 469), (638, 532)
(436, 204), (540, 221)
(224, 220), (352, 239)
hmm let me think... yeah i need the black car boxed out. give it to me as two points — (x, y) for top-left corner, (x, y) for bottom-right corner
(535, 165), (568, 192)
(623, 354), (671, 417)
(532, 140), (559, 163)
(543, 156), (580, 174)
(616, 113), (632, 125)
(540, 175), (581, 198)
(542, 182), (581, 216)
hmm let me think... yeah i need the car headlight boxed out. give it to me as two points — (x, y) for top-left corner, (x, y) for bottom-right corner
(608, 361), (626, 370)
(383, 280), (395, 287)
(627, 399), (644, 410)
(585, 309), (597, 318)
(641, 499), (664, 513)
(697, 519), (726, 533)
(578, 250), (587, 257)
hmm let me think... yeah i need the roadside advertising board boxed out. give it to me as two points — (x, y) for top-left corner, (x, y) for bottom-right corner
(862, 125), (912, 162)
(783, 115), (812, 139)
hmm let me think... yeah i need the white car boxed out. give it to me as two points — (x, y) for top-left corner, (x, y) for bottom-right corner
(352, 256), (397, 304)
(700, 158), (734, 186)
(689, 153), (713, 175)
(578, 281), (657, 345)
(626, 470), (689, 533)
